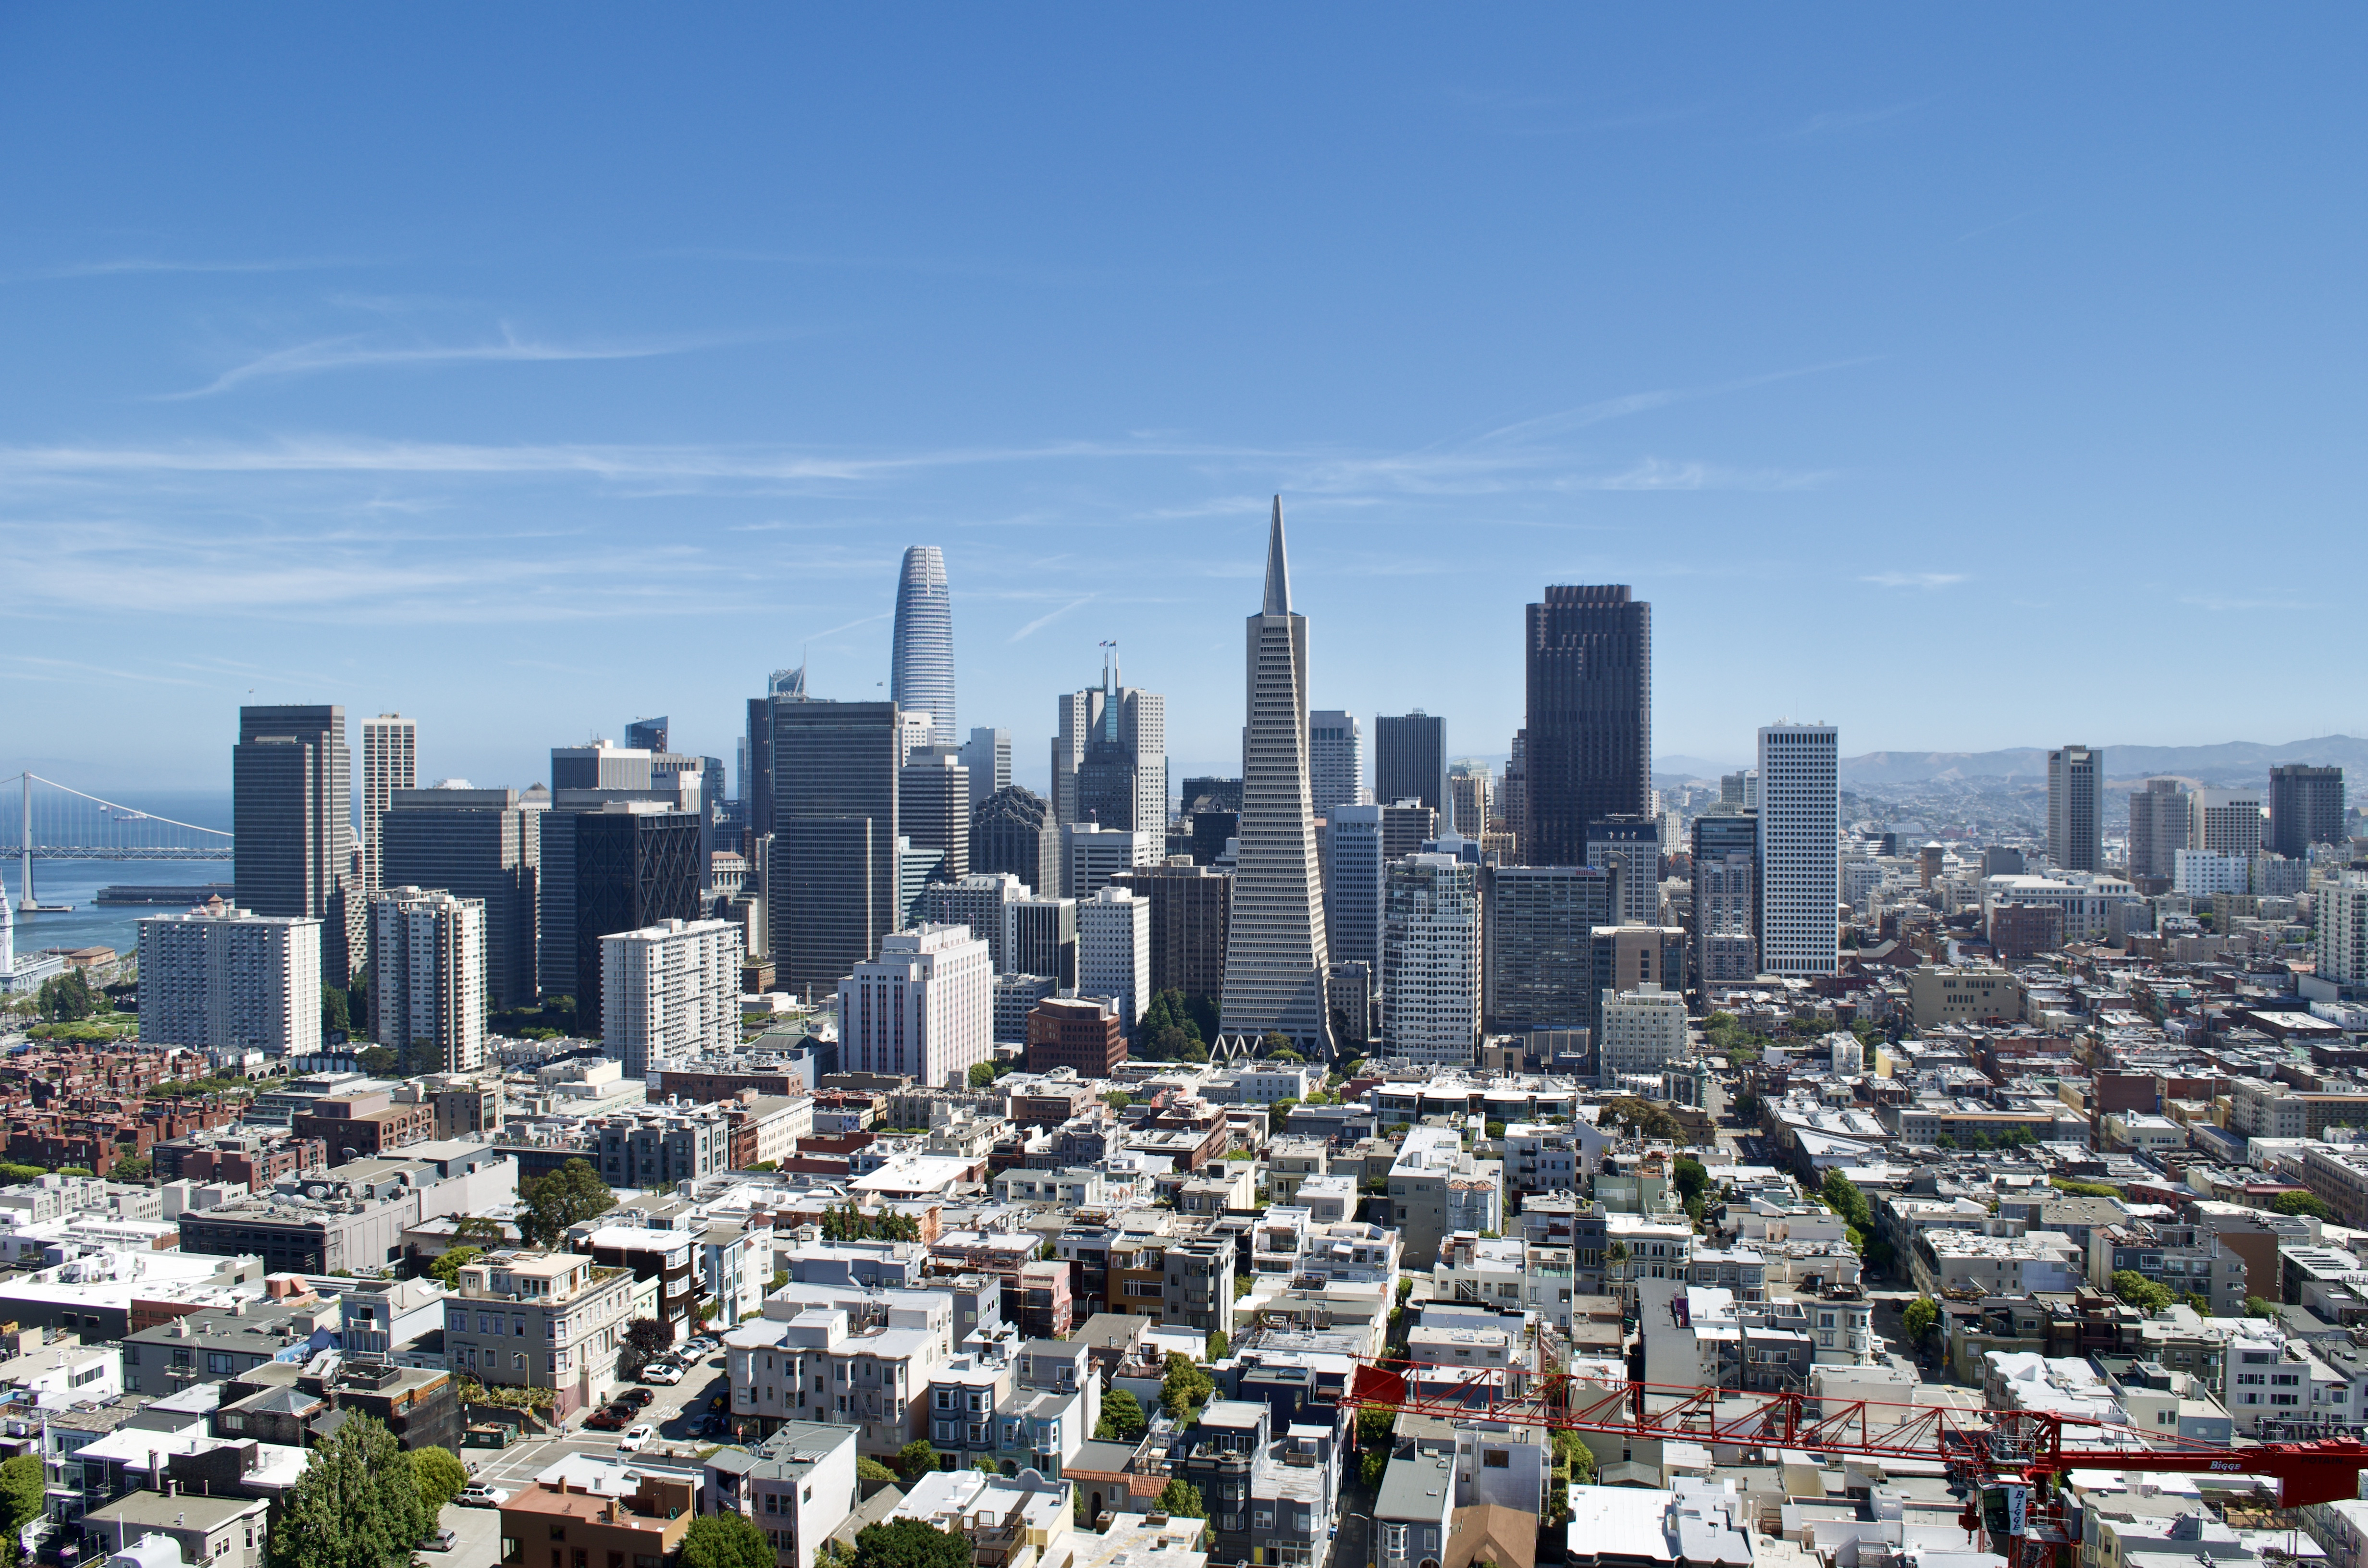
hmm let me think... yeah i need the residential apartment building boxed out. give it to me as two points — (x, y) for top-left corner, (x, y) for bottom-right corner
(1381, 853), (1481, 1066)
(136, 901), (323, 1061)
(1597, 983), (1687, 1090)
(602, 917), (742, 1078)
(379, 784), (540, 1011)
(1076, 886), (1151, 1033)
(725, 1306), (944, 1456)
(838, 924), (993, 1088)
(444, 1248), (639, 1417)
(369, 886), (486, 1074)
(1756, 722), (1839, 977)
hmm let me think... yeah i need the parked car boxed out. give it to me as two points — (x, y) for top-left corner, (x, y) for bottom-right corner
(584, 1408), (630, 1431)
(700, 1414), (732, 1438)
(424, 1531), (459, 1554)
(620, 1387), (655, 1408)
(641, 1363), (682, 1385)
(618, 1424), (655, 1453)
(456, 1484), (509, 1509)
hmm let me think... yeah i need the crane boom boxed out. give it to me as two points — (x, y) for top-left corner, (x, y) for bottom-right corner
(1344, 1360), (2368, 1507)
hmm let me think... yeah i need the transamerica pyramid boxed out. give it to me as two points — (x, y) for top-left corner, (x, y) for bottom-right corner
(1217, 497), (1334, 1057)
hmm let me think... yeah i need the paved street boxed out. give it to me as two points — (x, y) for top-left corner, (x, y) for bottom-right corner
(454, 1350), (738, 1512)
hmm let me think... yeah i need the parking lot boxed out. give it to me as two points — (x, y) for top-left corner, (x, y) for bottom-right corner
(431, 1346), (738, 1566)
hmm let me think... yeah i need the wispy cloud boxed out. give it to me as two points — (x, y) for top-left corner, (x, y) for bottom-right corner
(1788, 99), (1934, 138)
(3, 255), (365, 283)
(2178, 594), (2315, 613)
(1008, 595), (1095, 643)
(158, 325), (730, 399)
(1861, 571), (1967, 589)
(1949, 206), (2050, 247)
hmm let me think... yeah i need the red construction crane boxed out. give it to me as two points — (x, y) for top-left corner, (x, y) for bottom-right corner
(1345, 1360), (2368, 1568)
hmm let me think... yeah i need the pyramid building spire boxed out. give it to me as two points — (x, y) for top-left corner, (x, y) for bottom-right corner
(1261, 496), (1291, 617)
(1220, 497), (1333, 1057)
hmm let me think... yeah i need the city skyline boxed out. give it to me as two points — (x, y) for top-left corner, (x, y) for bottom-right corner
(11, 12), (2368, 792)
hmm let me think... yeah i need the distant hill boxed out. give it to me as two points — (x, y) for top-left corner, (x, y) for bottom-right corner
(1654, 736), (2368, 788)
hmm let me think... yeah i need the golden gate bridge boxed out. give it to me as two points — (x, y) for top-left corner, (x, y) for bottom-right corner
(3, 772), (233, 914)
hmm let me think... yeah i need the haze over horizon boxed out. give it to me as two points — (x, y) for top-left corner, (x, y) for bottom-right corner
(7, 10), (2367, 793)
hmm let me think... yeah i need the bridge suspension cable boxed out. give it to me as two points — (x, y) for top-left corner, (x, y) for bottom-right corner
(4, 772), (234, 912)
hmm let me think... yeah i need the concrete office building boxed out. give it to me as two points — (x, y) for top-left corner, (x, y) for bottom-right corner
(569, 805), (702, 1023)
(1597, 983), (1688, 1089)
(1523, 585), (1651, 870)
(359, 714), (417, 897)
(1374, 712), (1447, 816)
(1004, 897), (1077, 988)
(1585, 815), (1661, 926)
(890, 545), (957, 747)
(972, 784), (1055, 897)
(1052, 647), (1166, 833)
(1381, 853), (1481, 1067)
(233, 704), (354, 984)
(1757, 722), (1839, 977)
(2270, 765), (2346, 857)
(1110, 859), (1232, 1003)
(380, 786), (542, 1012)
(2127, 779), (2189, 885)
(603, 917), (743, 1078)
(838, 924), (992, 1086)
(552, 741), (652, 791)
(769, 700), (902, 999)
(1061, 821), (1157, 901)
(899, 752), (971, 883)
(137, 900), (322, 1058)
(1482, 864), (1611, 1034)
(2172, 850), (2248, 899)
(994, 974), (1060, 1043)
(2191, 788), (2264, 861)
(1219, 501), (1333, 1055)
(916, 873), (1027, 972)
(2319, 871), (2368, 988)
(369, 887), (486, 1074)
(961, 727), (1011, 817)
(2047, 745), (2103, 873)
(1321, 804), (1386, 974)
(1589, 925), (1685, 1041)
(1380, 799), (1436, 864)
(1690, 810), (1758, 986)
(1448, 761), (1493, 840)
(1308, 710), (1365, 815)
(1077, 886), (1151, 1033)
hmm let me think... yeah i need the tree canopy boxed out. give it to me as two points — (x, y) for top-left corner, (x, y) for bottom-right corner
(852, 1518), (973, 1568)
(265, 1414), (434, 1568)
(896, 1439), (941, 1482)
(2111, 1269), (2175, 1314)
(1600, 1096), (1681, 1142)
(2272, 1191), (2336, 1221)
(1095, 1386), (1147, 1442)
(520, 1158), (614, 1247)
(1160, 1351), (1214, 1421)
(410, 1446), (469, 1511)
(1901, 1297), (1940, 1344)
(0, 1454), (46, 1550)
(682, 1514), (776, 1568)
(1154, 1478), (1208, 1519)
(821, 1204), (921, 1242)
(429, 1247), (484, 1290)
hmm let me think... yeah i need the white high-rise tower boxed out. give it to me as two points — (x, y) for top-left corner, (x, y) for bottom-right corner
(1756, 722), (1839, 977)
(1219, 499), (1332, 1055)
(360, 714), (418, 896)
(891, 545), (957, 747)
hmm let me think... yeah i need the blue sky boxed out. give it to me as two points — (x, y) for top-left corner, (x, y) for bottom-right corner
(5, 9), (2364, 795)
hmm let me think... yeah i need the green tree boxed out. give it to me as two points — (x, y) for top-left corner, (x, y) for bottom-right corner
(2111, 1269), (2174, 1314)
(453, 1213), (508, 1247)
(852, 1518), (973, 1568)
(856, 1458), (900, 1486)
(2245, 1296), (2277, 1319)
(1094, 1387), (1147, 1442)
(1821, 1169), (1872, 1230)
(1206, 1329), (1230, 1361)
(682, 1513), (776, 1568)
(896, 1439), (941, 1483)
(2272, 1191), (2336, 1221)
(1901, 1297), (1940, 1345)
(1355, 1403), (1399, 1452)
(2049, 1177), (2120, 1198)
(266, 1413), (433, 1568)
(409, 1446), (468, 1511)
(109, 1153), (153, 1184)
(1358, 1448), (1388, 1489)
(1154, 1478), (1208, 1519)
(1160, 1351), (1214, 1421)
(429, 1247), (484, 1290)
(969, 1062), (998, 1089)
(520, 1158), (616, 1247)
(37, 969), (103, 1023)
(321, 984), (352, 1039)
(0, 1452), (45, 1554)
(621, 1319), (672, 1376)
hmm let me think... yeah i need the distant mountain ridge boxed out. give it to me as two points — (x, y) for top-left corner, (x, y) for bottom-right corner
(1654, 735), (2368, 788)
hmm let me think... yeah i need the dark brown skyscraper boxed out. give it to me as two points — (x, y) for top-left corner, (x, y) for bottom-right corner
(1523, 586), (1651, 870)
